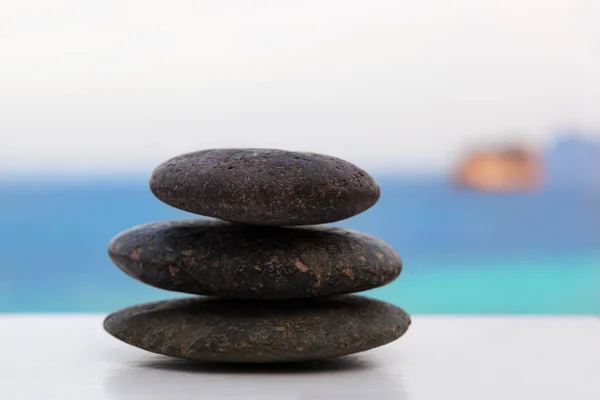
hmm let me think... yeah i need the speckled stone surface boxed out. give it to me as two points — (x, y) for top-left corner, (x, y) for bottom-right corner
(104, 295), (411, 363)
(149, 149), (381, 225)
(108, 220), (402, 299)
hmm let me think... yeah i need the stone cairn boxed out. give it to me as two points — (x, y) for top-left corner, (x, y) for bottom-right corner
(105, 149), (410, 363)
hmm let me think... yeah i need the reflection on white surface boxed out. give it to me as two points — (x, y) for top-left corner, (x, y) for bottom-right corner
(104, 357), (407, 400)
(2, 316), (600, 399)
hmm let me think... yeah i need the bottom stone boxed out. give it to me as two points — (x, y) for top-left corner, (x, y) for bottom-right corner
(104, 296), (411, 363)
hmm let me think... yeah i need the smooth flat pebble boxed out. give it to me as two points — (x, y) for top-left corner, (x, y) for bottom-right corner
(108, 219), (402, 299)
(149, 148), (381, 225)
(104, 295), (411, 363)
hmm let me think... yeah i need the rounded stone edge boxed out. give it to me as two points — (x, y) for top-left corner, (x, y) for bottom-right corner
(148, 148), (381, 226)
(106, 220), (403, 299)
(103, 296), (411, 363)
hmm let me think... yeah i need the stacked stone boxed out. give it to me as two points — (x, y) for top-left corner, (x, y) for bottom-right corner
(104, 149), (410, 363)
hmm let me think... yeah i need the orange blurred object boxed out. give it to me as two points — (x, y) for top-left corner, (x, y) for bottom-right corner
(454, 146), (543, 192)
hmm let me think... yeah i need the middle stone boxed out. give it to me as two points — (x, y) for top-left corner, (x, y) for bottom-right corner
(108, 220), (402, 299)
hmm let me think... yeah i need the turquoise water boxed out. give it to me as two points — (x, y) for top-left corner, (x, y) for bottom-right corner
(18, 255), (596, 314)
(371, 254), (600, 314)
(1, 176), (599, 314)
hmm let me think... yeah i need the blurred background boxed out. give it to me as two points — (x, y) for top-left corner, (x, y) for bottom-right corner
(1, 0), (599, 314)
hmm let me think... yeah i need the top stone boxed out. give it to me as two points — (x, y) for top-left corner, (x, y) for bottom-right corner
(150, 149), (380, 225)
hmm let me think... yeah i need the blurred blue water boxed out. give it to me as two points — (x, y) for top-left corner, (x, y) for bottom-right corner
(1, 175), (599, 314)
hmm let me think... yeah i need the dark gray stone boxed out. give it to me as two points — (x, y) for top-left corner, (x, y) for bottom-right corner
(104, 296), (411, 363)
(108, 220), (402, 299)
(149, 149), (380, 225)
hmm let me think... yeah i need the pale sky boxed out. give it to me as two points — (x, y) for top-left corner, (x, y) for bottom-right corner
(1, 0), (599, 174)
